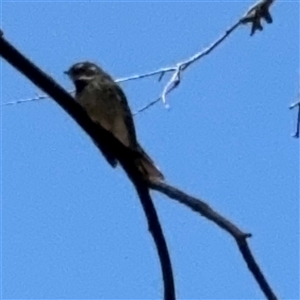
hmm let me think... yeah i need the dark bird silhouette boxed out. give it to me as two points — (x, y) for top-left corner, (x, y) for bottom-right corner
(65, 61), (164, 182)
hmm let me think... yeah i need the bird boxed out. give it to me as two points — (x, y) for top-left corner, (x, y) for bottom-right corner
(65, 61), (164, 182)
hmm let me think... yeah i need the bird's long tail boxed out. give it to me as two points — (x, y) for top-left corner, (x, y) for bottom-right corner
(135, 145), (164, 182)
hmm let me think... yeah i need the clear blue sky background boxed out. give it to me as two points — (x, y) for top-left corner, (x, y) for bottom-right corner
(1, 1), (299, 300)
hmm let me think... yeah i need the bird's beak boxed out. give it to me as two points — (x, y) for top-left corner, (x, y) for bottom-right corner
(64, 70), (70, 75)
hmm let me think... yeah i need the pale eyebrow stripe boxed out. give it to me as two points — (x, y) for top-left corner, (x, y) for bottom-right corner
(74, 63), (84, 70)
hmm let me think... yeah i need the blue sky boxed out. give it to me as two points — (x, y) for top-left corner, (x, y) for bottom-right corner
(1, 1), (299, 299)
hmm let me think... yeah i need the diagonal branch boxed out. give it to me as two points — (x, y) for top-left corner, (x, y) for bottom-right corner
(150, 181), (278, 300)
(0, 33), (175, 300)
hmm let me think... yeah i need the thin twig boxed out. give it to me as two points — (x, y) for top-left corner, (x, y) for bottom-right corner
(116, 67), (177, 83)
(290, 101), (300, 138)
(134, 20), (242, 114)
(2, 0), (275, 113)
(289, 83), (300, 138)
(2, 94), (53, 106)
(2, 89), (75, 106)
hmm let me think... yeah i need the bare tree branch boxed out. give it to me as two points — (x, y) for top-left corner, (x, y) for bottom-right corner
(0, 1), (280, 297)
(116, 67), (177, 84)
(150, 181), (278, 300)
(290, 100), (300, 138)
(0, 32), (175, 300)
(1, 30), (279, 300)
(2, 0), (276, 115)
(2, 93), (55, 106)
(120, 0), (276, 113)
(134, 20), (242, 114)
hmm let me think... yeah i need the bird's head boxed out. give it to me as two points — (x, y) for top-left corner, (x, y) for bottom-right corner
(64, 61), (102, 82)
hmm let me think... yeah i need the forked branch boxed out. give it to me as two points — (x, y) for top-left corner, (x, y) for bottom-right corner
(0, 33), (175, 300)
(1, 30), (278, 300)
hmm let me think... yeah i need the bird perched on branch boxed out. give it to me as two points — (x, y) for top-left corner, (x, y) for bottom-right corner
(65, 61), (164, 182)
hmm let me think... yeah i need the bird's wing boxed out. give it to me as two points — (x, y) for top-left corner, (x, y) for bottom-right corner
(112, 83), (138, 149)
(82, 79), (138, 150)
